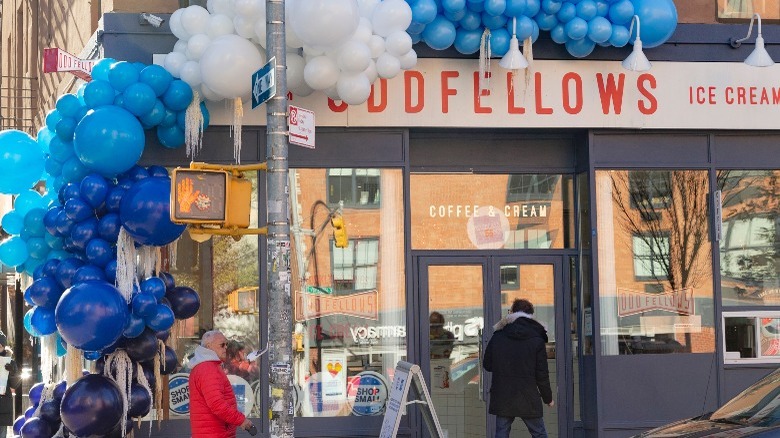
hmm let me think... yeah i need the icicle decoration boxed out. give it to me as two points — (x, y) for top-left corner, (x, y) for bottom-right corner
(135, 362), (154, 435)
(40, 335), (56, 384)
(185, 90), (204, 158)
(231, 97), (243, 164)
(153, 340), (165, 425)
(32, 383), (55, 417)
(117, 228), (139, 302)
(103, 350), (133, 438)
(479, 28), (492, 95)
(166, 239), (178, 271)
(523, 36), (534, 94)
(139, 246), (159, 280)
(65, 344), (83, 386)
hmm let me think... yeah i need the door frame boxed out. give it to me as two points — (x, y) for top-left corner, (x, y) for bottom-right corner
(414, 253), (573, 438)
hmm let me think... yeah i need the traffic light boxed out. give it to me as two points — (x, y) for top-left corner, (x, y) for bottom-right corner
(331, 215), (348, 248)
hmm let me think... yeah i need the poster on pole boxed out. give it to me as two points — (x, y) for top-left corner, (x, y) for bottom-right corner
(379, 361), (444, 438)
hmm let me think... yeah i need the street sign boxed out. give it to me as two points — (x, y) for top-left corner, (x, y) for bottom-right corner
(42, 48), (97, 81)
(289, 105), (315, 148)
(251, 57), (276, 109)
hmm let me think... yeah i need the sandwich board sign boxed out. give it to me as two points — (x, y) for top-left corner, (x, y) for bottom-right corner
(379, 361), (444, 438)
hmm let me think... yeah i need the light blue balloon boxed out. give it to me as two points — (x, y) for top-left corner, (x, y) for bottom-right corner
(565, 17), (589, 40)
(608, 0), (633, 25)
(482, 11), (507, 29)
(0, 130), (44, 195)
(108, 61), (140, 92)
(422, 16), (457, 50)
(83, 80), (116, 109)
(588, 16), (613, 43)
(489, 27), (511, 56)
(139, 64), (174, 97)
(0, 236), (29, 267)
(595, 0), (609, 16)
(412, 0), (438, 24)
(1, 212), (23, 235)
(525, 0), (540, 15)
(467, 0), (484, 12)
(631, 0), (677, 48)
(566, 37), (596, 57)
(90, 58), (116, 82)
(122, 82), (157, 117)
(74, 105), (145, 178)
(460, 10), (483, 30)
(609, 24), (630, 47)
(76, 82), (88, 105)
(23, 208), (47, 238)
(16, 190), (46, 217)
(444, 8), (467, 21)
(513, 15), (535, 39)
(24, 308), (41, 337)
(541, 0), (561, 14)
(551, 23), (569, 43)
(505, 0), (527, 16)
(483, 0), (506, 16)
(443, 0), (466, 13)
(36, 128), (54, 154)
(576, 0), (597, 20)
(556, 2), (576, 23)
(535, 12), (558, 31)
(454, 28), (484, 54)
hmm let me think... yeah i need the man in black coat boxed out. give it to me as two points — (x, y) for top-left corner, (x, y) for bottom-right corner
(484, 299), (554, 438)
(0, 331), (20, 438)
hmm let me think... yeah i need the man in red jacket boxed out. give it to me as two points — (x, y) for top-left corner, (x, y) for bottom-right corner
(189, 330), (253, 438)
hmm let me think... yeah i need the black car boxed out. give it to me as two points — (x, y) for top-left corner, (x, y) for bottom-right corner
(633, 368), (780, 437)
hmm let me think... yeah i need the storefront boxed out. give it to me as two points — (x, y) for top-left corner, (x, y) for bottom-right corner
(97, 12), (780, 438)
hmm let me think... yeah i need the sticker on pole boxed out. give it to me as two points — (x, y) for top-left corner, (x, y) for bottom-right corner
(251, 57), (276, 109)
(288, 105), (315, 149)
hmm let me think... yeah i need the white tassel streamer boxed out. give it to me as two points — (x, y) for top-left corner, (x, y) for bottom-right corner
(139, 246), (158, 280)
(117, 228), (139, 303)
(65, 344), (83, 386)
(479, 28), (492, 96)
(185, 90), (204, 158)
(231, 97), (243, 164)
(523, 36), (534, 93)
(103, 350), (133, 438)
(166, 239), (178, 271)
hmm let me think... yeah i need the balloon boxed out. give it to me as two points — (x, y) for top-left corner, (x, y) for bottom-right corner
(488, 27), (511, 56)
(30, 306), (56, 336)
(630, 0), (677, 48)
(55, 281), (128, 351)
(60, 182), (81, 203)
(23, 208), (47, 238)
(23, 405), (35, 420)
(96, 213), (121, 242)
(55, 116), (78, 141)
(412, 0), (438, 24)
(27, 277), (61, 309)
(124, 314), (146, 338)
(145, 304), (175, 331)
(20, 417), (52, 438)
(85, 238), (114, 268)
(125, 329), (159, 362)
(104, 259), (117, 284)
(291, 0), (360, 48)
(13, 415), (25, 435)
(70, 217), (98, 251)
(556, 1), (576, 22)
(139, 99), (167, 127)
(181, 5), (211, 35)
(119, 177), (185, 246)
(108, 61), (139, 92)
(608, 0), (634, 25)
(45, 109), (62, 131)
(60, 374), (124, 437)
(79, 174), (110, 209)
(74, 106), (145, 178)
(128, 383), (152, 418)
(132, 293), (157, 319)
(372, 0), (412, 37)
(165, 286), (201, 319)
(565, 17), (588, 40)
(156, 124), (185, 149)
(141, 277), (167, 300)
(53, 380), (67, 400)
(588, 16), (612, 43)
(64, 197), (92, 223)
(0, 236), (28, 267)
(159, 272), (175, 291)
(91, 58), (116, 82)
(2, 211), (24, 235)
(105, 187), (125, 213)
(39, 399), (61, 423)
(122, 82), (157, 117)
(609, 24), (631, 47)
(566, 37), (596, 57)
(200, 35), (264, 101)
(0, 130), (44, 194)
(73, 265), (107, 283)
(161, 346), (179, 375)
(303, 56), (340, 91)
(139, 64), (173, 97)
(576, 0), (597, 20)
(162, 80), (194, 112)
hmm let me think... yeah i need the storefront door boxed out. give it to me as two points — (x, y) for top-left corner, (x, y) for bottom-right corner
(418, 255), (567, 438)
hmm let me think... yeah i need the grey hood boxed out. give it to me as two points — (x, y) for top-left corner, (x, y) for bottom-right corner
(188, 345), (221, 369)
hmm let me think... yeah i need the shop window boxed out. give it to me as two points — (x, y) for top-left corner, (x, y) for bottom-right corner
(724, 313), (780, 363)
(718, 170), (780, 307)
(506, 174), (560, 202)
(632, 234), (670, 281)
(718, 0), (780, 20)
(500, 265), (519, 290)
(596, 170), (714, 356)
(331, 238), (379, 293)
(327, 168), (381, 208)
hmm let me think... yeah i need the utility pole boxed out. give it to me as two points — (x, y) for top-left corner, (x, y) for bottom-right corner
(265, 0), (292, 437)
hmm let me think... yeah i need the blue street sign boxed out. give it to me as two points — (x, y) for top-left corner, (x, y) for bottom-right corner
(251, 57), (276, 109)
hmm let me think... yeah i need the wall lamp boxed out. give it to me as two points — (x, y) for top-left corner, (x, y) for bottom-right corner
(730, 13), (774, 67)
(499, 17), (529, 71)
(622, 15), (651, 72)
(139, 12), (165, 28)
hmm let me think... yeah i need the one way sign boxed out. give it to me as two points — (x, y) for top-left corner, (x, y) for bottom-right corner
(251, 57), (276, 109)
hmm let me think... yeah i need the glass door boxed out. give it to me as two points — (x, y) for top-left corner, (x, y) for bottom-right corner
(419, 256), (565, 438)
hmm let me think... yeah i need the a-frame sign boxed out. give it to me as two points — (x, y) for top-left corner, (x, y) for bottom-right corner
(379, 361), (444, 438)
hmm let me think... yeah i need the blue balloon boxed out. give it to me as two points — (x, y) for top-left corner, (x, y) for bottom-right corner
(105, 187), (125, 213)
(141, 277), (166, 300)
(145, 304), (175, 331)
(73, 264), (107, 283)
(147, 165), (168, 178)
(608, 0), (633, 25)
(36, 127), (54, 154)
(56, 281), (128, 351)
(482, 11), (507, 29)
(161, 345), (179, 375)
(576, 0), (597, 20)
(31, 305), (57, 336)
(0, 130), (45, 195)
(162, 80), (193, 112)
(26, 237), (49, 259)
(505, 0), (527, 16)
(13, 415), (25, 435)
(541, 0), (561, 14)
(128, 382), (152, 417)
(459, 10), (482, 30)
(412, 0), (438, 24)
(23, 308), (39, 336)
(40, 399), (61, 423)
(27, 277), (61, 308)
(119, 177), (185, 246)
(160, 108), (177, 127)
(166, 286), (200, 320)
(631, 0), (677, 48)
(139, 99), (167, 127)
(483, 0), (506, 16)
(422, 16), (457, 50)
(442, 0), (466, 13)
(124, 314), (146, 339)
(74, 105), (145, 178)
(48, 137), (75, 162)
(588, 16), (612, 43)
(132, 292), (157, 319)
(556, 1), (576, 22)
(535, 11), (559, 31)
(159, 272), (175, 291)
(489, 27), (511, 56)
(566, 37), (596, 57)
(86, 238), (113, 268)
(0, 236), (28, 267)
(60, 374), (124, 437)
(80, 174), (110, 209)
(125, 329), (158, 362)
(70, 217), (98, 251)
(139, 64), (173, 97)
(467, 0), (484, 12)
(108, 61), (140, 92)
(54, 210), (74, 237)
(60, 182), (81, 203)
(24, 209), (47, 238)
(122, 82), (157, 117)
(64, 197), (93, 222)
(515, 15), (535, 39)
(565, 17), (588, 40)
(20, 417), (52, 438)
(157, 124), (185, 149)
(45, 157), (63, 177)
(609, 24), (630, 47)
(104, 259), (117, 283)
(45, 233), (63, 250)
(454, 28), (483, 54)
(525, 0), (540, 15)
(91, 58), (116, 82)
(55, 116), (78, 141)
(98, 213), (121, 242)
(45, 110), (62, 132)
(16, 190), (46, 217)
(55, 257), (85, 290)
(62, 156), (90, 184)
(2, 211), (24, 235)
(83, 79), (116, 109)
(595, 0), (609, 17)
(40, 258), (60, 278)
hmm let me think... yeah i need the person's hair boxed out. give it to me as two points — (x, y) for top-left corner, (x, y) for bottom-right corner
(430, 311), (445, 325)
(511, 299), (534, 314)
(226, 340), (245, 361)
(201, 330), (223, 347)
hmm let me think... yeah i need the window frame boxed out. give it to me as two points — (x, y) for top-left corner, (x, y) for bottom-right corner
(330, 236), (380, 294)
(326, 168), (382, 209)
(723, 311), (780, 364)
(631, 233), (671, 282)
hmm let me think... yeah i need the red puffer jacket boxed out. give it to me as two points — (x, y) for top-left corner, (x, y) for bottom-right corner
(189, 357), (246, 438)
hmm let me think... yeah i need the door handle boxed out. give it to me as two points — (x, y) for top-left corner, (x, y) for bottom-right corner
(478, 329), (484, 402)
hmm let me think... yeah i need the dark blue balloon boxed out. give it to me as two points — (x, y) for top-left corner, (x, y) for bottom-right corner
(23, 405), (35, 420)
(161, 345), (178, 375)
(64, 197), (93, 222)
(132, 293), (157, 319)
(147, 165), (168, 178)
(105, 187), (125, 213)
(141, 277), (166, 300)
(104, 259), (117, 283)
(165, 286), (200, 320)
(13, 414), (25, 435)
(60, 374), (124, 437)
(83, 350), (102, 361)
(55, 281), (127, 351)
(128, 382), (152, 418)
(53, 380), (67, 400)
(54, 210), (75, 237)
(86, 238), (113, 268)
(70, 218), (98, 251)
(79, 174), (110, 209)
(125, 329), (158, 363)
(59, 182), (81, 203)
(29, 382), (45, 405)
(145, 304), (174, 331)
(97, 213), (121, 242)
(73, 265), (107, 283)
(41, 258), (60, 278)
(27, 277), (62, 309)
(124, 165), (150, 182)
(39, 398), (61, 423)
(43, 208), (60, 236)
(158, 272), (175, 291)
(119, 177), (185, 246)
(155, 329), (170, 342)
(31, 305), (57, 336)
(20, 416), (52, 438)
(123, 314), (145, 339)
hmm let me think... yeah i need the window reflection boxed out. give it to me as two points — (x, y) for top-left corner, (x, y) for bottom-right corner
(596, 170), (714, 355)
(719, 0), (780, 19)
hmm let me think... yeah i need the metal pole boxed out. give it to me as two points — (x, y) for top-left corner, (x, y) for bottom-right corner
(265, 0), (292, 437)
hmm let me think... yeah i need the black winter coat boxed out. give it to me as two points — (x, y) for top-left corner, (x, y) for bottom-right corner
(0, 352), (21, 425)
(483, 316), (553, 419)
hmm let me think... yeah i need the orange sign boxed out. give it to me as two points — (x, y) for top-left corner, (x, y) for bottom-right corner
(617, 287), (695, 317)
(295, 290), (379, 321)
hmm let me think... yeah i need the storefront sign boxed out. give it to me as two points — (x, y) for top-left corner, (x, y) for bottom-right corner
(168, 373), (190, 415)
(306, 372), (344, 417)
(321, 349), (347, 402)
(210, 59), (780, 130)
(43, 48), (96, 81)
(617, 287), (695, 317)
(349, 371), (389, 416)
(294, 290), (379, 321)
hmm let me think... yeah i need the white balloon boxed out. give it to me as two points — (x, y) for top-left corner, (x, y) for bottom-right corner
(357, 0), (380, 19)
(185, 34), (212, 61)
(303, 56), (340, 90)
(284, 0), (304, 49)
(200, 83), (224, 101)
(399, 49), (418, 70)
(207, 14), (235, 38)
(286, 53), (306, 91)
(169, 9), (191, 41)
(302, 45), (325, 57)
(291, 0), (360, 49)
(375, 52), (401, 78)
(324, 84), (341, 100)
(173, 40), (188, 54)
(353, 18), (373, 45)
(232, 0), (263, 18)
(181, 6), (211, 36)
(367, 35), (386, 59)
(253, 19), (267, 48)
(200, 34), (265, 100)
(385, 31), (412, 57)
(163, 51), (188, 77)
(233, 15), (256, 39)
(363, 59), (378, 83)
(337, 40), (372, 73)
(291, 81), (315, 97)
(179, 60), (203, 87)
(207, 0), (233, 17)
(337, 73), (371, 105)
(372, 0), (412, 38)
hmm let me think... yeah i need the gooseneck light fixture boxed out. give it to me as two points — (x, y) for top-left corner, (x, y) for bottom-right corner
(499, 17), (529, 71)
(730, 13), (775, 67)
(622, 15), (651, 72)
